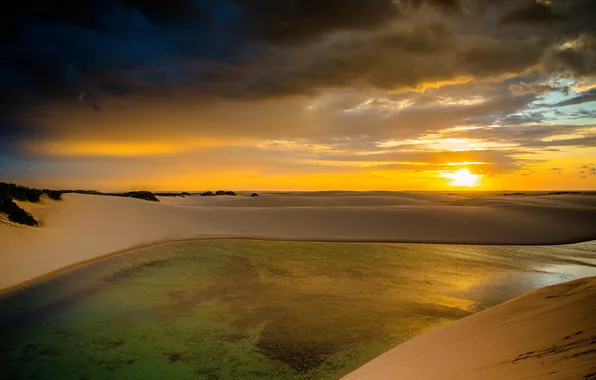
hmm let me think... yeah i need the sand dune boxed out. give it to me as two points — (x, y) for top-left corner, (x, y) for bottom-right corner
(160, 194), (444, 207)
(1, 192), (596, 289)
(2, 192), (596, 380)
(341, 276), (596, 380)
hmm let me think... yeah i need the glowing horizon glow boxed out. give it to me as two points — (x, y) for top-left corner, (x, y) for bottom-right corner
(443, 168), (482, 187)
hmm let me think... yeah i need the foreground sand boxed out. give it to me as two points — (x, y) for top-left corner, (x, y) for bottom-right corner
(1, 191), (596, 289)
(342, 276), (596, 380)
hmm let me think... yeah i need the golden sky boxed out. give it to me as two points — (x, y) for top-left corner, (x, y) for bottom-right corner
(1, 0), (596, 191)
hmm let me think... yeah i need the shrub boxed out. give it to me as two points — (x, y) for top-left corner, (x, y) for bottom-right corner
(0, 183), (11, 200)
(215, 190), (225, 196)
(251, 193), (259, 197)
(43, 190), (63, 200)
(25, 188), (42, 202)
(124, 191), (159, 202)
(0, 198), (38, 226)
(0, 182), (44, 203)
(201, 191), (215, 196)
(61, 189), (102, 195)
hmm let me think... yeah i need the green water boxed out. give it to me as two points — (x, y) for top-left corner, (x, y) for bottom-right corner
(1, 240), (596, 379)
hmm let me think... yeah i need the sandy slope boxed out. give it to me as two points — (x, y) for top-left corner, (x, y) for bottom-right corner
(1, 192), (596, 289)
(341, 276), (596, 380)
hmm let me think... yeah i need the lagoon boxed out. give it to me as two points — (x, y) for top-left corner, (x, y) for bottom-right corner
(2, 240), (596, 379)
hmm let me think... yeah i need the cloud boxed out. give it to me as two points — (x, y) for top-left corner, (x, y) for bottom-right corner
(508, 81), (570, 95)
(2, 0), (596, 190)
(544, 34), (596, 77)
(308, 148), (527, 174)
(522, 135), (596, 148)
(0, 0), (587, 111)
(499, 2), (567, 26)
(230, 0), (401, 44)
(441, 123), (593, 143)
(552, 88), (596, 107)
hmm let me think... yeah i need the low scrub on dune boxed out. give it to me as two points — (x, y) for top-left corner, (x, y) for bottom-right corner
(43, 189), (63, 200)
(0, 198), (38, 226)
(0, 182), (43, 203)
(60, 189), (159, 202)
(202, 190), (238, 196)
(121, 191), (160, 202)
(60, 189), (103, 195)
(0, 182), (160, 226)
(154, 192), (191, 197)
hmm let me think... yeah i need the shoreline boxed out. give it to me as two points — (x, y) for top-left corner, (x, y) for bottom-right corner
(3, 192), (596, 293)
(341, 276), (596, 379)
(3, 234), (596, 295)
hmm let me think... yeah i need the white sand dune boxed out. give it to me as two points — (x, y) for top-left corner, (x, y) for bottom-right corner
(1, 192), (596, 289)
(342, 276), (596, 380)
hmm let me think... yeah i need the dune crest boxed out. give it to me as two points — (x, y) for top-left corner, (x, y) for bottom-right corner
(1, 192), (596, 289)
(341, 276), (596, 380)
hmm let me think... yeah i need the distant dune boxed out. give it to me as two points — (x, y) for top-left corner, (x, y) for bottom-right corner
(341, 276), (596, 380)
(1, 192), (596, 289)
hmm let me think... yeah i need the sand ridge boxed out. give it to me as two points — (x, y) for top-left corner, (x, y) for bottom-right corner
(341, 276), (596, 380)
(1, 191), (596, 289)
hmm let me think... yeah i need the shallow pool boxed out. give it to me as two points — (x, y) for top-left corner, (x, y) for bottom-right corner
(2, 240), (595, 379)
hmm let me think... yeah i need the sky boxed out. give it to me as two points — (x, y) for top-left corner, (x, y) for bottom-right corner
(1, 0), (595, 191)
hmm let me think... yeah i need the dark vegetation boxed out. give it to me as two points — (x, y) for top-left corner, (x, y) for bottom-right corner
(60, 190), (103, 195)
(61, 189), (160, 202)
(45, 190), (63, 201)
(504, 191), (591, 196)
(202, 190), (237, 196)
(1, 182), (162, 226)
(120, 191), (159, 202)
(251, 193), (259, 197)
(0, 198), (38, 226)
(60, 189), (160, 201)
(546, 191), (582, 195)
(0, 181), (255, 227)
(154, 192), (191, 197)
(0, 182), (54, 202)
(0, 182), (59, 226)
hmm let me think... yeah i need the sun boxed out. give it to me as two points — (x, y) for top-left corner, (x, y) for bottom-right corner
(443, 168), (482, 187)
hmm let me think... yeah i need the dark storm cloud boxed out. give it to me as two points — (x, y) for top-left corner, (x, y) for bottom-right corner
(230, 0), (401, 44)
(548, 39), (596, 76)
(229, 0), (470, 46)
(1, 0), (596, 148)
(2, 0), (595, 110)
(499, 2), (567, 25)
(235, 27), (546, 100)
(0, 118), (46, 154)
(0, 0), (246, 106)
